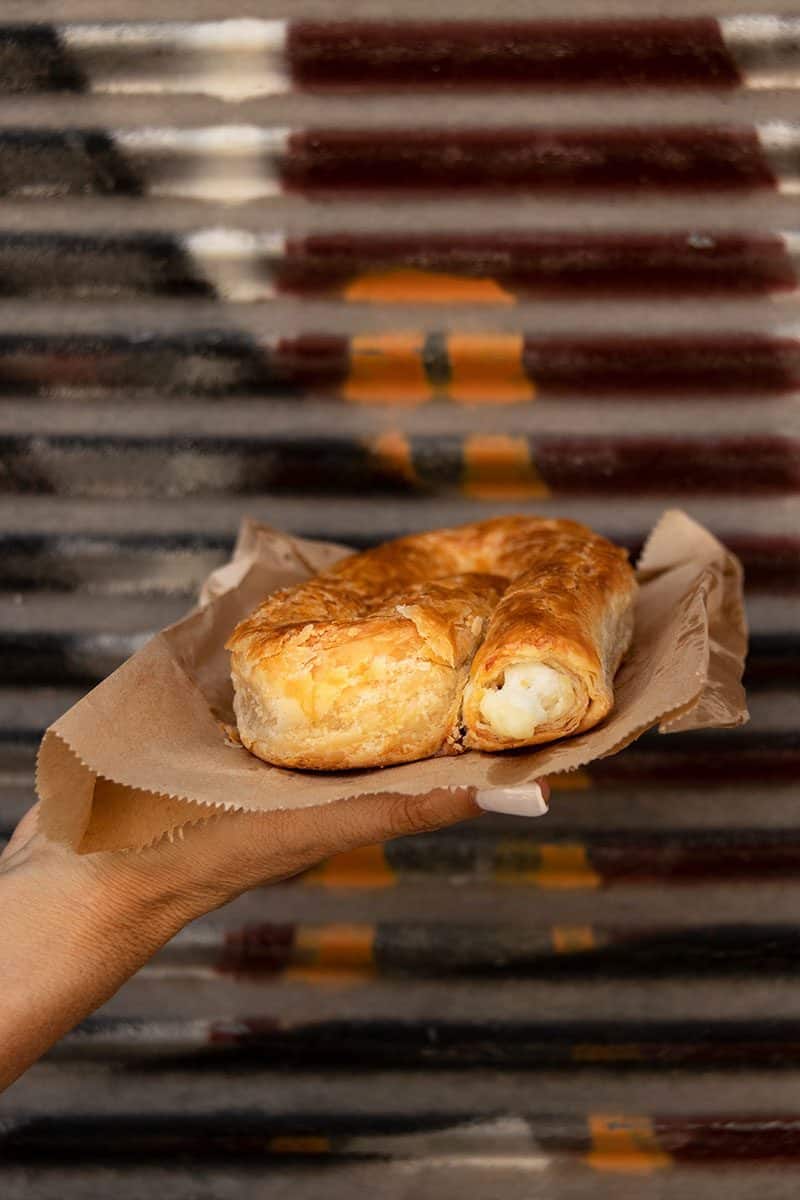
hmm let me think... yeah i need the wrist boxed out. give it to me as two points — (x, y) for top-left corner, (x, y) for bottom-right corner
(4, 833), (187, 966)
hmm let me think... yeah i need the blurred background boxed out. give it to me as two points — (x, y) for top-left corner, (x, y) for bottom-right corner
(1, 0), (799, 1196)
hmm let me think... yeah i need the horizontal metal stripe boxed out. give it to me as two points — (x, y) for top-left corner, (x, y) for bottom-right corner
(5, 1104), (800, 1166)
(0, 19), (758, 95)
(274, 229), (800, 302)
(13, 1057), (800, 1124)
(583, 738), (800, 784)
(2, 776), (799, 838)
(0, 125), (789, 201)
(0, 129), (143, 198)
(1, 534), (796, 595)
(23, 0), (800, 16)
(0, 24), (86, 95)
(44, 1017), (800, 1074)
(1, 330), (800, 396)
(14, 1165), (800, 1200)
(0, 534), (231, 594)
(0, 292), (796, 335)
(0, 231), (214, 298)
(3, 228), (799, 301)
(1, 393), (796, 440)
(4, 191), (800, 237)
(60, 20), (289, 103)
(0, 431), (794, 498)
(159, 921), (800, 979)
(0, 1107), (553, 1158)
(384, 825), (800, 886)
(0, 627), (786, 690)
(2, 493), (795, 543)
(0, 17), (797, 97)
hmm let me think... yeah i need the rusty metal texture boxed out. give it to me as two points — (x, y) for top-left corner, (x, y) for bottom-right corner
(1, 2), (800, 1194)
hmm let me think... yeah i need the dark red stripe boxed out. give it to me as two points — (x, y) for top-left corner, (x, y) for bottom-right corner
(586, 842), (800, 884)
(272, 334), (350, 391)
(591, 745), (800, 785)
(625, 534), (800, 591)
(654, 1117), (800, 1163)
(516, 435), (799, 495)
(723, 535), (800, 590)
(520, 334), (800, 393)
(288, 20), (741, 89)
(282, 232), (797, 298)
(218, 923), (296, 976)
(284, 127), (776, 193)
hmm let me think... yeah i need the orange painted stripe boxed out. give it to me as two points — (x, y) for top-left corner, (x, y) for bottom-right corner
(447, 333), (534, 404)
(293, 924), (376, 969)
(552, 925), (596, 953)
(369, 430), (420, 486)
(494, 841), (601, 889)
(285, 923), (376, 985)
(270, 1136), (331, 1155)
(547, 769), (592, 791)
(538, 844), (602, 889)
(343, 330), (432, 404)
(586, 1115), (672, 1173)
(303, 844), (396, 889)
(343, 268), (514, 305)
(462, 434), (550, 500)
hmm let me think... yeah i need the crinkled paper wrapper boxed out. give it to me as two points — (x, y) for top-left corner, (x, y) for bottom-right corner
(37, 510), (748, 854)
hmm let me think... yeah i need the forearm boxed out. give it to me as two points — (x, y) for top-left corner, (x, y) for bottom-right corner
(0, 840), (183, 1091)
(0, 784), (500, 1090)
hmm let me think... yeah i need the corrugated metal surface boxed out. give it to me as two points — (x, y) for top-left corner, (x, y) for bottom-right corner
(1, 2), (799, 1194)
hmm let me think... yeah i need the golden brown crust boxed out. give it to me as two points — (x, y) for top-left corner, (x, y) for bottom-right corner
(460, 522), (636, 749)
(227, 517), (637, 769)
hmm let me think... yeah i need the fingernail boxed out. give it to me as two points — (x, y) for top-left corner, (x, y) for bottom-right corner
(475, 783), (549, 818)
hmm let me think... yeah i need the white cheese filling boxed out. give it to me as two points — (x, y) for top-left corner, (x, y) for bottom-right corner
(479, 662), (574, 740)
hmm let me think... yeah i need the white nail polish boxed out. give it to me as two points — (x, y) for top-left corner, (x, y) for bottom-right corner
(475, 784), (549, 818)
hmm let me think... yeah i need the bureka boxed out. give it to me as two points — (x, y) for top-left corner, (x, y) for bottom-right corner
(227, 517), (637, 770)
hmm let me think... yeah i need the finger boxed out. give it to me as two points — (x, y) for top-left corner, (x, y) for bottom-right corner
(263, 776), (548, 865)
(189, 787), (482, 890)
(125, 779), (549, 913)
(307, 785), (482, 856)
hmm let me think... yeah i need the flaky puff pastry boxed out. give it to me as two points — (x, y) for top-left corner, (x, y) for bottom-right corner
(227, 517), (636, 770)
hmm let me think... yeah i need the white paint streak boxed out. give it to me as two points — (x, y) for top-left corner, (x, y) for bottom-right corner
(62, 20), (290, 101)
(722, 16), (800, 88)
(758, 122), (800, 194)
(115, 126), (289, 204)
(351, 1116), (548, 1164)
(396, 1156), (551, 1170)
(780, 230), (800, 278)
(185, 228), (284, 301)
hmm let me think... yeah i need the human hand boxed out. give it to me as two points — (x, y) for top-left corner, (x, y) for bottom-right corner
(0, 779), (548, 1090)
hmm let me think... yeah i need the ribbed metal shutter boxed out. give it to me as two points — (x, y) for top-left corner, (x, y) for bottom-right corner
(1, 1), (799, 1194)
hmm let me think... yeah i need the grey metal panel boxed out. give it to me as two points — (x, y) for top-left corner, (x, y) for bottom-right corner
(1, 2), (799, 1193)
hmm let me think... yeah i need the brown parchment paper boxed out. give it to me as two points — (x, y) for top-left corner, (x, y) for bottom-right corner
(36, 509), (748, 854)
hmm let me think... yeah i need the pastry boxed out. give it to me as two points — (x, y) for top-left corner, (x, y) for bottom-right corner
(227, 516), (637, 769)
